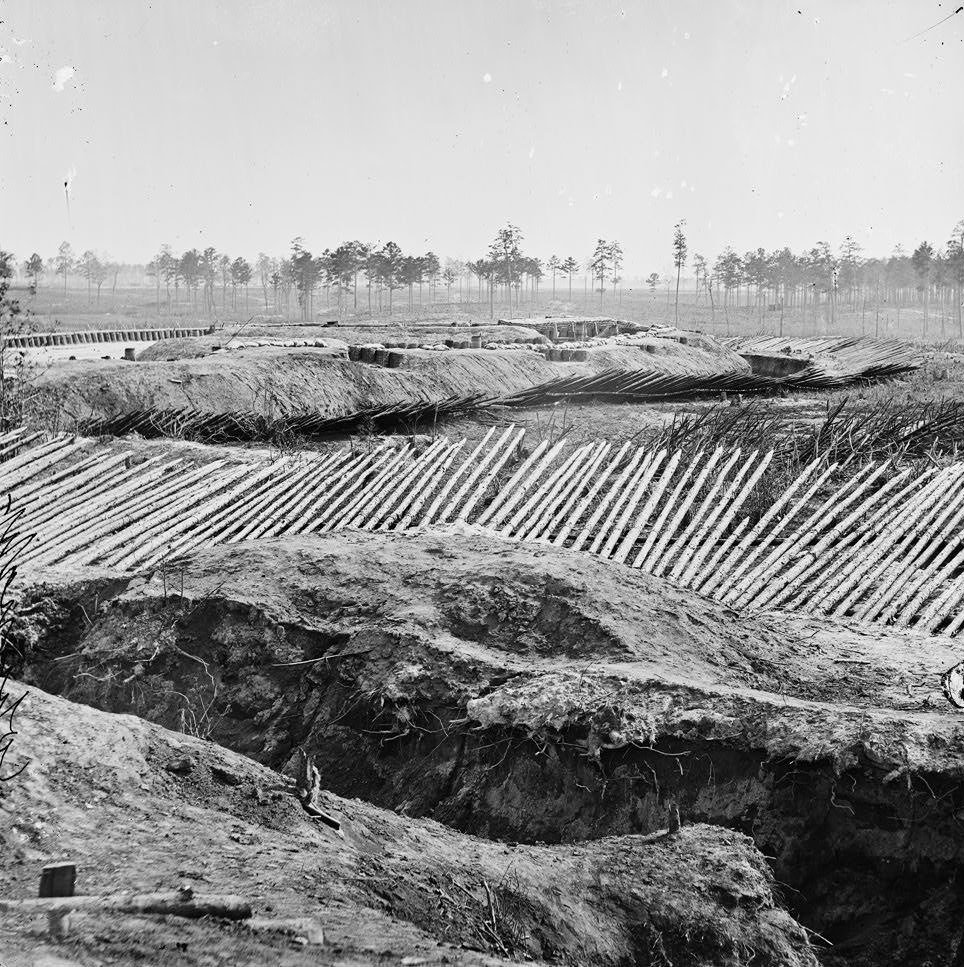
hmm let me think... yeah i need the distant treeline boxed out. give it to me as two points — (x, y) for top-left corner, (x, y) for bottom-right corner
(688, 227), (964, 334)
(7, 219), (964, 333)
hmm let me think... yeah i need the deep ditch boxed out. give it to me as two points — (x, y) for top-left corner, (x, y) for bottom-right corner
(15, 573), (964, 967)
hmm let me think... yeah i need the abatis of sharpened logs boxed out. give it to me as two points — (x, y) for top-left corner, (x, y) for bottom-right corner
(8, 424), (964, 637)
(75, 395), (492, 443)
(499, 334), (921, 405)
(69, 337), (918, 443)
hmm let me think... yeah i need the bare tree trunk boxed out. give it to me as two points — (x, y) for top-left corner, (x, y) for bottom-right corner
(956, 232), (964, 341)
(875, 278), (881, 337)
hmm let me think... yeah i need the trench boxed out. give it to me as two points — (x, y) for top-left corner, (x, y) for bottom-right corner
(17, 589), (964, 967)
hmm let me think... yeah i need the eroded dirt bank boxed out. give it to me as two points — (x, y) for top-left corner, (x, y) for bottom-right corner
(17, 532), (964, 966)
(31, 336), (748, 424)
(1, 686), (816, 967)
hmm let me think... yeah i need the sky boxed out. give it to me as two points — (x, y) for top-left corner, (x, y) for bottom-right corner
(0, 0), (962, 276)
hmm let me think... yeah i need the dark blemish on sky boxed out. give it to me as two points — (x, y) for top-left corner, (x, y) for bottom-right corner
(902, 5), (964, 43)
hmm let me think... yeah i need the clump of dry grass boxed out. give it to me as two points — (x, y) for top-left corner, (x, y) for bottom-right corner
(0, 496), (33, 781)
(634, 393), (964, 530)
(646, 395), (964, 467)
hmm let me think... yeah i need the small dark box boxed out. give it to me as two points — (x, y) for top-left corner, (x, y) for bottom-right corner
(39, 864), (76, 898)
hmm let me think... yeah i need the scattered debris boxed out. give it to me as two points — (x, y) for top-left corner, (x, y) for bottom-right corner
(294, 749), (341, 831)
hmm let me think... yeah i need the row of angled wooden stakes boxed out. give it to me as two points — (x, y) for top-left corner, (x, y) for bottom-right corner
(3, 425), (964, 636)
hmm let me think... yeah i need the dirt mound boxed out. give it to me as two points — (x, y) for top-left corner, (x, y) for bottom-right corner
(0, 685), (816, 967)
(18, 531), (964, 966)
(136, 335), (350, 361)
(237, 322), (551, 343)
(581, 342), (749, 377)
(137, 324), (551, 361)
(35, 347), (545, 421)
(33, 338), (749, 424)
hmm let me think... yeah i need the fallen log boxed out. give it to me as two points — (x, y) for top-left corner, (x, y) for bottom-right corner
(0, 891), (253, 920)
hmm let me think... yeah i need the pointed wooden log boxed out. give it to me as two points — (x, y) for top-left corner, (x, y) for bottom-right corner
(551, 441), (621, 548)
(457, 428), (526, 524)
(379, 441), (461, 531)
(524, 443), (603, 543)
(679, 451), (773, 589)
(595, 451), (663, 559)
(475, 440), (553, 528)
(438, 425), (518, 525)
(572, 446), (645, 554)
(700, 458), (822, 597)
(508, 445), (595, 541)
(725, 461), (877, 609)
(536, 441), (610, 543)
(780, 468), (932, 615)
(717, 461), (840, 603)
(357, 440), (449, 529)
(647, 448), (725, 578)
(745, 461), (894, 611)
(421, 428), (496, 526)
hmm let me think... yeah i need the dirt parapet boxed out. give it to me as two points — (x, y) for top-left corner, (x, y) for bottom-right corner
(33, 337), (749, 425)
(19, 531), (964, 966)
(1, 685), (817, 967)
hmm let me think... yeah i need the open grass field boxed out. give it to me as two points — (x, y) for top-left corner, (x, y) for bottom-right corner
(10, 279), (960, 346)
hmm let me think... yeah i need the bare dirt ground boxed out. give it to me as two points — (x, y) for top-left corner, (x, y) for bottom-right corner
(13, 531), (964, 967)
(133, 324), (549, 360)
(1, 684), (816, 967)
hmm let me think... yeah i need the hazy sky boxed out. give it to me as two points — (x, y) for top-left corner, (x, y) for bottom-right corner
(1, 0), (961, 275)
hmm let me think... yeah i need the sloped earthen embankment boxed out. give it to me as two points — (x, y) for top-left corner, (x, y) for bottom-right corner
(2, 686), (817, 966)
(32, 335), (749, 423)
(17, 531), (964, 967)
